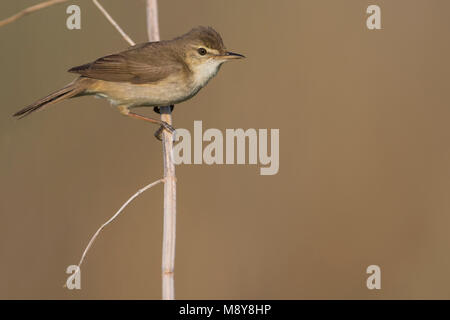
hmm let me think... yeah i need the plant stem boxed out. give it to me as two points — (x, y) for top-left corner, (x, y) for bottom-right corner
(146, 0), (177, 300)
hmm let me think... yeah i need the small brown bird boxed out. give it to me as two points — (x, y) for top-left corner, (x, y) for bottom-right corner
(13, 26), (244, 134)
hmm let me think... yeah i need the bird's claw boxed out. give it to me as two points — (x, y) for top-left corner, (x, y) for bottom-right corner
(161, 121), (175, 133)
(154, 126), (163, 141)
(154, 121), (175, 141)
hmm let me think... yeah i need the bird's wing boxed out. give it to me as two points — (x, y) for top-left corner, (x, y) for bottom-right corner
(68, 42), (185, 84)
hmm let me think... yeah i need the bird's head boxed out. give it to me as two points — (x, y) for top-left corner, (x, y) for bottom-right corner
(179, 26), (245, 74)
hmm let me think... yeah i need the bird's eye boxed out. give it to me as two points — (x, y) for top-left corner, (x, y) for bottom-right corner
(198, 48), (207, 56)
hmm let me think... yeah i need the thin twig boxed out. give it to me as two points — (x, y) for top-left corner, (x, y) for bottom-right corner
(146, 0), (177, 300)
(0, 0), (68, 28)
(92, 0), (135, 46)
(72, 179), (164, 278)
(146, 0), (160, 42)
(159, 108), (177, 300)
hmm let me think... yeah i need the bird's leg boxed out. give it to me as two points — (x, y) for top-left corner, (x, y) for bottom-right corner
(118, 106), (175, 136)
(128, 112), (175, 133)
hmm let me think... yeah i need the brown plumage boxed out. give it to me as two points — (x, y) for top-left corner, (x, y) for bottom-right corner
(12, 78), (92, 118)
(67, 26), (225, 84)
(178, 26), (225, 53)
(67, 42), (187, 84)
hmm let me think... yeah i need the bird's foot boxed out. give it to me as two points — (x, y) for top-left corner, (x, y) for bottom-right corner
(154, 122), (175, 141)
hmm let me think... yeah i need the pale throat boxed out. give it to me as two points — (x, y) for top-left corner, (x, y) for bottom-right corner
(190, 58), (224, 89)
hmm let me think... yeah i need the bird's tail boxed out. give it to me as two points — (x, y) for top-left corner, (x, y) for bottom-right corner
(13, 79), (88, 118)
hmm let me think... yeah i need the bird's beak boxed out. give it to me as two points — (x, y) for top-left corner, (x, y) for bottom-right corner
(220, 51), (246, 60)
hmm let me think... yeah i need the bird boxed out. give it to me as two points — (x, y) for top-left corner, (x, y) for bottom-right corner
(13, 26), (245, 137)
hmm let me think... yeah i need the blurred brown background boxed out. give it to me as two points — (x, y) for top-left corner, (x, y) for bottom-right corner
(1, 0), (450, 299)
